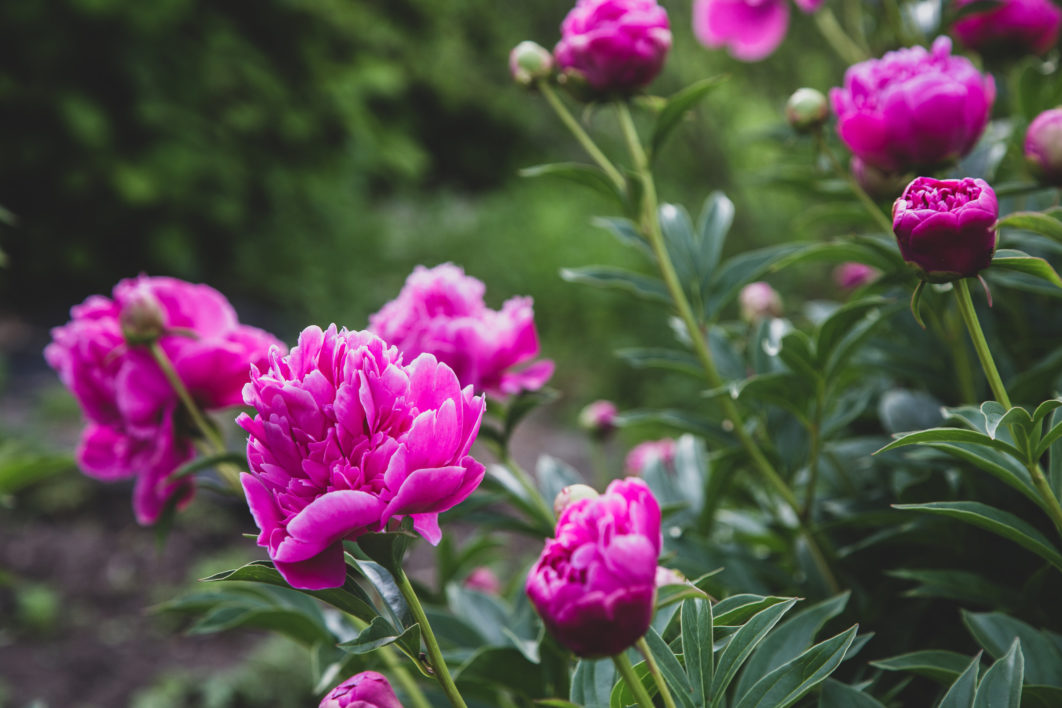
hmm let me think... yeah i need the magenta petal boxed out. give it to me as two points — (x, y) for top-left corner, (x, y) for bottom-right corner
(276, 490), (386, 563)
(274, 542), (347, 590)
(382, 465), (469, 518)
(693, 0), (789, 62)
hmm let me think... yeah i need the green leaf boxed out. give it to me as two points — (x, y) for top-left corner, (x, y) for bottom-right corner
(660, 202), (700, 295)
(991, 249), (1062, 288)
(348, 558), (416, 634)
(696, 191), (735, 276)
(734, 592), (850, 699)
(938, 653), (982, 708)
(814, 297), (889, 371)
(1036, 411), (1062, 458)
(703, 244), (807, 320)
(1033, 399), (1062, 425)
(1052, 408), (1062, 498)
(338, 615), (421, 655)
(997, 211), (1062, 242)
(455, 647), (552, 700)
(614, 409), (733, 446)
(871, 650), (973, 684)
(962, 611), (1062, 686)
(188, 604), (330, 647)
(733, 625), (858, 708)
(609, 658), (655, 708)
(682, 597), (714, 706)
(503, 387), (560, 441)
(535, 455), (582, 515)
(910, 280), (928, 329)
(560, 266), (671, 304)
(888, 569), (1014, 609)
(644, 626), (696, 708)
(650, 75), (727, 158)
(357, 522), (416, 578)
(1024, 685), (1062, 708)
(876, 428), (1024, 458)
(818, 679), (887, 708)
(973, 640), (1023, 708)
(519, 162), (625, 207)
(0, 447), (73, 495)
(879, 389), (945, 434)
(593, 216), (653, 258)
(892, 501), (1062, 571)
(772, 239), (899, 273)
(712, 595), (792, 627)
(980, 401), (1033, 441)
(571, 658), (617, 708)
(617, 347), (703, 377)
(709, 598), (798, 707)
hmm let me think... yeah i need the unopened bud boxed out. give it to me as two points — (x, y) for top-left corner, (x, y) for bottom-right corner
(510, 41), (553, 87)
(739, 282), (783, 322)
(119, 288), (165, 345)
(1025, 107), (1062, 185)
(578, 400), (617, 438)
(785, 88), (829, 133)
(554, 483), (599, 518)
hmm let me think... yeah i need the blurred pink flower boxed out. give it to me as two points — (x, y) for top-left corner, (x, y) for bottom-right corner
(45, 275), (281, 524)
(953, 0), (1062, 56)
(369, 264), (553, 397)
(239, 325), (485, 590)
(739, 281), (783, 321)
(1025, 108), (1062, 185)
(526, 478), (661, 657)
(693, 0), (822, 62)
(320, 671), (403, 708)
(833, 263), (878, 290)
(554, 0), (672, 93)
(578, 399), (618, 435)
(465, 566), (502, 595)
(625, 438), (677, 475)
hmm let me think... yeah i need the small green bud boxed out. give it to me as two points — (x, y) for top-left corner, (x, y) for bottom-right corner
(120, 289), (165, 345)
(785, 87), (829, 133)
(510, 41), (553, 87)
(553, 483), (599, 518)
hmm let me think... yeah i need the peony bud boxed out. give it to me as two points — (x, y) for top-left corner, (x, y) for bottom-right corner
(510, 41), (554, 86)
(578, 399), (618, 437)
(465, 566), (502, 595)
(739, 281), (783, 322)
(625, 438), (677, 475)
(119, 287), (166, 345)
(320, 671), (403, 708)
(1025, 108), (1062, 185)
(834, 263), (878, 290)
(892, 176), (998, 282)
(554, 483), (600, 518)
(527, 478), (661, 658)
(554, 0), (672, 95)
(785, 88), (829, 133)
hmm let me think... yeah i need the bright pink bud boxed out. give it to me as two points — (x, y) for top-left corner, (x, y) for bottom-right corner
(830, 37), (995, 172)
(953, 0), (1062, 56)
(624, 437), (677, 476)
(465, 566), (502, 595)
(554, 0), (671, 94)
(239, 325), (486, 590)
(739, 281), (783, 321)
(578, 399), (618, 436)
(320, 671), (403, 708)
(526, 478), (661, 657)
(1025, 108), (1062, 185)
(833, 263), (878, 290)
(892, 176), (998, 282)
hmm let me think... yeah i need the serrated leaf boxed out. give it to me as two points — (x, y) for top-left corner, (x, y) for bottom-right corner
(709, 598), (798, 707)
(560, 266), (671, 304)
(733, 625), (858, 708)
(973, 640), (1023, 708)
(651, 75), (727, 157)
(892, 501), (1062, 571)
(871, 650), (973, 684)
(938, 653), (982, 708)
(519, 163), (625, 207)
(962, 611), (1062, 686)
(991, 249), (1062, 288)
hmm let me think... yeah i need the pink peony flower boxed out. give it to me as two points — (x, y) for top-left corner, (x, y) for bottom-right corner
(464, 566), (502, 595)
(368, 264), (553, 397)
(45, 275), (281, 524)
(830, 37), (995, 173)
(833, 262), (878, 290)
(739, 281), (784, 322)
(320, 671), (403, 708)
(1025, 108), (1062, 185)
(578, 399), (618, 435)
(554, 0), (672, 93)
(526, 478), (661, 657)
(625, 438), (677, 475)
(238, 325), (486, 590)
(693, 0), (822, 62)
(953, 0), (1062, 56)
(892, 176), (998, 282)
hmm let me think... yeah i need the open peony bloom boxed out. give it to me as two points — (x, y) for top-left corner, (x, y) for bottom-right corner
(239, 325), (485, 590)
(693, 0), (823, 62)
(369, 264), (553, 397)
(526, 478), (661, 657)
(831, 37), (995, 173)
(953, 0), (1062, 56)
(45, 275), (281, 524)
(892, 176), (998, 282)
(320, 671), (403, 708)
(554, 0), (672, 94)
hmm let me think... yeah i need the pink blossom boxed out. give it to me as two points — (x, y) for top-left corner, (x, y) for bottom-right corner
(953, 0), (1062, 56)
(45, 275), (281, 524)
(554, 0), (672, 93)
(320, 671), (403, 708)
(465, 566), (502, 595)
(739, 281), (783, 321)
(830, 37), (995, 172)
(693, 0), (821, 62)
(578, 399), (618, 435)
(833, 263), (878, 290)
(369, 264), (553, 397)
(526, 478), (661, 657)
(625, 438), (677, 475)
(239, 325), (485, 590)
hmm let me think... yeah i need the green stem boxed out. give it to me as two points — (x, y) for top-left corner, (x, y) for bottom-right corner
(952, 279), (1011, 408)
(637, 638), (678, 708)
(149, 341), (242, 491)
(613, 651), (655, 708)
(813, 8), (869, 65)
(538, 80), (626, 191)
(615, 102), (840, 594)
(801, 383), (825, 522)
(393, 565), (468, 708)
(1028, 460), (1062, 538)
(816, 133), (893, 235)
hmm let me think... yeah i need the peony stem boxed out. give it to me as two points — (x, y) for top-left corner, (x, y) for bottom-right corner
(813, 8), (868, 65)
(952, 279), (1011, 408)
(148, 341), (242, 491)
(816, 133), (894, 235)
(393, 565), (469, 708)
(538, 80), (627, 191)
(612, 650), (655, 708)
(615, 102), (840, 594)
(636, 637), (678, 708)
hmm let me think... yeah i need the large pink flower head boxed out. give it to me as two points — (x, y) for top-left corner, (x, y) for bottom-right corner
(320, 671), (403, 708)
(953, 0), (1062, 56)
(368, 264), (553, 397)
(693, 0), (823, 62)
(830, 37), (995, 173)
(238, 325), (486, 590)
(526, 478), (661, 657)
(44, 275), (281, 524)
(892, 176), (998, 282)
(554, 0), (672, 94)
